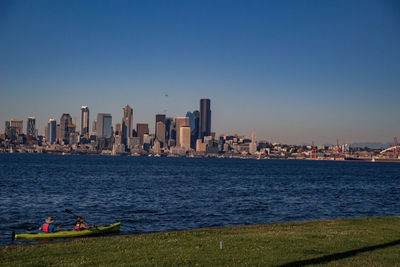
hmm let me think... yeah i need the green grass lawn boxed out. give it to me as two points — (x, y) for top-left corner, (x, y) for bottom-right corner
(1, 216), (400, 266)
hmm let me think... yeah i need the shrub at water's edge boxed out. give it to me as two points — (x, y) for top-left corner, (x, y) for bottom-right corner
(1, 216), (400, 266)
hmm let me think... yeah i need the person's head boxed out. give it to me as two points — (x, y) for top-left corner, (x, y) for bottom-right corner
(77, 216), (84, 223)
(45, 217), (54, 224)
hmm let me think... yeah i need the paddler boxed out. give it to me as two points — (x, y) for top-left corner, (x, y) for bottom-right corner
(74, 216), (97, 230)
(39, 217), (62, 232)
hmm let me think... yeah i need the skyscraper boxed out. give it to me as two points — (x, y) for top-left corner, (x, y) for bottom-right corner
(186, 110), (200, 149)
(175, 117), (189, 147)
(48, 118), (57, 144)
(80, 106), (90, 135)
(155, 114), (166, 146)
(200, 99), (211, 139)
(137, 123), (149, 146)
(180, 126), (191, 150)
(27, 117), (36, 136)
(60, 113), (72, 144)
(9, 119), (23, 135)
(122, 105), (133, 146)
(165, 117), (174, 147)
(96, 113), (112, 138)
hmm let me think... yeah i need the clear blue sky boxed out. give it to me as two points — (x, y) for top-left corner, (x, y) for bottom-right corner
(1, 0), (399, 144)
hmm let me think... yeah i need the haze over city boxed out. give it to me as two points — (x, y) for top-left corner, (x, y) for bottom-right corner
(1, 0), (399, 144)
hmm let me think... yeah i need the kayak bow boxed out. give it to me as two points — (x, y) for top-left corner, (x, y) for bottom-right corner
(13, 222), (120, 240)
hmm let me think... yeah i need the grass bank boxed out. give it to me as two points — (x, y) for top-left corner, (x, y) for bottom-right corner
(1, 216), (400, 266)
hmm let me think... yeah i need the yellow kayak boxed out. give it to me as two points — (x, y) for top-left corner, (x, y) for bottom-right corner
(13, 222), (120, 240)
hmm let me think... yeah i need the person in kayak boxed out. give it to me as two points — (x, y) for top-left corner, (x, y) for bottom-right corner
(39, 217), (62, 232)
(74, 216), (97, 230)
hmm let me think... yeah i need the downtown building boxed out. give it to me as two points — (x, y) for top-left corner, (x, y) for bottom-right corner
(48, 118), (57, 144)
(96, 113), (112, 138)
(60, 113), (72, 144)
(80, 106), (90, 136)
(155, 114), (166, 147)
(27, 117), (36, 137)
(122, 105), (133, 147)
(199, 99), (211, 139)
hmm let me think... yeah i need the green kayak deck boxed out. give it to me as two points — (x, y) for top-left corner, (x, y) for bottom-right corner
(13, 222), (120, 240)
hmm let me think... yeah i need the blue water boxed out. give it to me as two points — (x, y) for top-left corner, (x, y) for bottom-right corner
(0, 154), (399, 246)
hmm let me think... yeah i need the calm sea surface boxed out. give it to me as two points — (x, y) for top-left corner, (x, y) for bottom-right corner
(0, 154), (399, 246)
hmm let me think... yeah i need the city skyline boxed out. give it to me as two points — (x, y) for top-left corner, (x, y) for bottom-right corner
(1, 1), (399, 144)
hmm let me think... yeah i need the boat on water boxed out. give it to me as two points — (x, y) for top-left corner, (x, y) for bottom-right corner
(12, 222), (120, 240)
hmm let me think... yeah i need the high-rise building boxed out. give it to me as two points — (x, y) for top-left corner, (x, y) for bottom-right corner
(186, 112), (195, 131)
(92, 120), (97, 135)
(156, 121), (166, 146)
(9, 119), (23, 135)
(200, 99), (211, 139)
(249, 130), (257, 154)
(175, 117), (189, 147)
(165, 117), (174, 146)
(96, 113), (112, 138)
(5, 120), (21, 140)
(136, 123), (149, 146)
(180, 126), (191, 150)
(60, 113), (72, 144)
(56, 124), (61, 142)
(186, 111), (200, 148)
(48, 118), (57, 144)
(115, 123), (122, 136)
(155, 114), (166, 146)
(80, 106), (90, 135)
(122, 105), (133, 146)
(27, 117), (36, 136)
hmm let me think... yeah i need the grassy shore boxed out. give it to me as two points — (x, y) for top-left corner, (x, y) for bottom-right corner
(1, 216), (400, 266)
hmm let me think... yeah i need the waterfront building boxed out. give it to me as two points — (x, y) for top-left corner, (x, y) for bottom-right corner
(80, 106), (90, 135)
(27, 117), (36, 137)
(196, 139), (206, 152)
(96, 113), (112, 138)
(48, 118), (57, 144)
(60, 114), (72, 144)
(179, 126), (191, 151)
(199, 99), (211, 139)
(122, 105), (133, 146)
(136, 123), (149, 146)
(153, 139), (161, 154)
(175, 117), (189, 147)
(129, 137), (141, 151)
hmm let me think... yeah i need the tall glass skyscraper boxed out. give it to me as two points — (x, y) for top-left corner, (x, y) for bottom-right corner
(97, 113), (112, 138)
(80, 106), (90, 135)
(200, 99), (211, 138)
(48, 118), (57, 144)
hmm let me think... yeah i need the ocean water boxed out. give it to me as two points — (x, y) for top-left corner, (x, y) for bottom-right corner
(0, 154), (399, 246)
